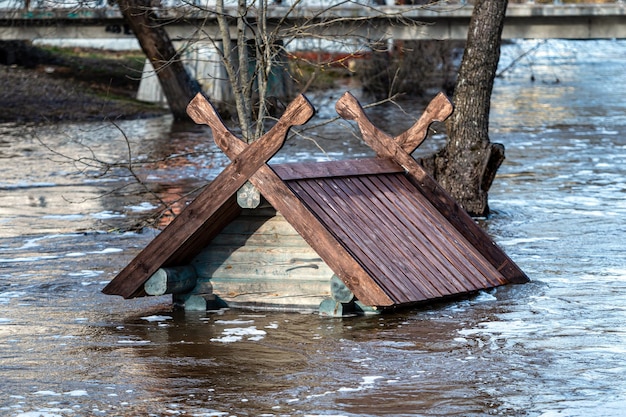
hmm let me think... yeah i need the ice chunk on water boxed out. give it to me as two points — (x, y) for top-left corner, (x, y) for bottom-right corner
(210, 326), (267, 343)
(125, 202), (158, 212)
(64, 390), (88, 396)
(141, 315), (173, 322)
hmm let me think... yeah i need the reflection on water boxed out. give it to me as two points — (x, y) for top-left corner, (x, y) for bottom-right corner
(1, 40), (626, 416)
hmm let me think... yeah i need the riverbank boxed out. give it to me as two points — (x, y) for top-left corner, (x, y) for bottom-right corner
(1, 41), (457, 124)
(0, 42), (168, 123)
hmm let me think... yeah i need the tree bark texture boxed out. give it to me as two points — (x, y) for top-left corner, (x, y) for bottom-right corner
(426, 0), (508, 217)
(117, 0), (200, 121)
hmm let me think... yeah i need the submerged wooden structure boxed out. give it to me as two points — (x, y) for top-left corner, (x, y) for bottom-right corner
(102, 92), (528, 315)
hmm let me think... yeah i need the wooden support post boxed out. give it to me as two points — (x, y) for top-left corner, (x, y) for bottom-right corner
(172, 280), (215, 311)
(330, 274), (354, 303)
(319, 275), (358, 317)
(237, 181), (261, 208)
(144, 266), (220, 311)
(319, 298), (354, 317)
(144, 266), (198, 296)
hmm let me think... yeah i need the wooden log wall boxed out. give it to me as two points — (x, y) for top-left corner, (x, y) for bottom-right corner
(190, 208), (334, 311)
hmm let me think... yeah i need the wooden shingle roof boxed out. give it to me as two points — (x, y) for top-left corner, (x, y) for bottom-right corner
(102, 92), (528, 308)
(274, 164), (508, 304)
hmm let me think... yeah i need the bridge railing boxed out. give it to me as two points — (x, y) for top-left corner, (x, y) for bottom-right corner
(1, 0), (624, 11)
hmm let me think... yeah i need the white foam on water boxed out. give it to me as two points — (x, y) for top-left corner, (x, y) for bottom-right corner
(1, 234), (82, 252)
(538, 399), (626, 417)
(15, 411), (69, 417)
(64, 390), (88, 397)
(458, 319), (547, 341)
(0, 291), (27, 304)
(362, 375), (383, 384)
(89, 248), (123, 254)
(304, 415), (347, 417)
(33, 391), (62, 396)
(497, 236), (559, 246)
(568, 209), (609, 217)
(603, 267), (626, 277)
(210, 335), (240, 343)
(117, 339), (151, 345)
(214, 319), (254, 325)
(141, 315), (173, 322)
(0, 182), (57, 190)
(0, 255), (59, 263)
(305, 391), (335, 399)
(372, 340), (415, 348)
(337, 375), (384, 393)
(71, 269), (103, 278)
(90, 211), (124, 219)
(210, 326), (267, 343)
(42, 214), (85, 221)
(472, 290), (498, 303)
(125, 202), (158, 212)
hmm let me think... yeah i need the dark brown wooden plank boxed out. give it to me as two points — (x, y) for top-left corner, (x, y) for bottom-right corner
(288, 178), (423, 303)
(391, 174), (508, 288)
(312, 177), (434, 301)
(347, 175), (470, 295)
(335, 91), (529, 285)
(326, 176), (449, 299)
(165, 198), (241, 267)
(363, 173), (486, 290)
(288, 178), (409, 300)
(354, 175), (476, 295)
(367, 174), (505, 291)
(271, 158), (403, 181)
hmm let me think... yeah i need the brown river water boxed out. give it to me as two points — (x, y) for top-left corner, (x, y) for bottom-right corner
(1, 39), (626, 416)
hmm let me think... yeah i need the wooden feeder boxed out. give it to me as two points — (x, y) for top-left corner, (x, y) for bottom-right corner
(102, 92), (529, 316)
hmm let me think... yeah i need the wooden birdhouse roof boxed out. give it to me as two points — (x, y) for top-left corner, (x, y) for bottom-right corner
(102, 92), (528, 308)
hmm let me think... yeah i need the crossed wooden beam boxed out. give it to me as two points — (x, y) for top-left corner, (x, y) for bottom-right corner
(103, 91), (527, 302)
(335, 92), (527, 286)
(103, 94), (314, 299)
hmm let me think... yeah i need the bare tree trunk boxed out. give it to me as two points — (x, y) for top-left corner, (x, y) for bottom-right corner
(117, 0), (200, 121)
(422, 0), (508, 217)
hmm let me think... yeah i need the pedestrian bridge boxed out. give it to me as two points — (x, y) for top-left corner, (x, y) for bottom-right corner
(1, 2), (625, 41)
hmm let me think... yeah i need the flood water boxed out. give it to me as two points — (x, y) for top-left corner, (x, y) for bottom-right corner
(1, 39), (626, 417)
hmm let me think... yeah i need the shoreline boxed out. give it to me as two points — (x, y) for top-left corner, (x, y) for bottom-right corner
(0, 65), (168, 124)
(0, 43), (168, 124)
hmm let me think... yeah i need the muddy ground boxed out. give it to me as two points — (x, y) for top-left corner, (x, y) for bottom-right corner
(0, 42), (168, 124)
